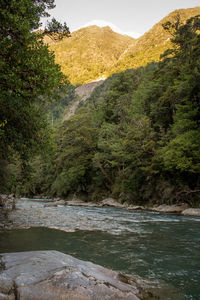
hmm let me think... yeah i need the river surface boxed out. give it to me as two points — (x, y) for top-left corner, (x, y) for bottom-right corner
(0, 198), (200, 299)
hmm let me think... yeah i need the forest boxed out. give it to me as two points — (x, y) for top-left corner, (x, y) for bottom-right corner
(0, 1), (200, 207)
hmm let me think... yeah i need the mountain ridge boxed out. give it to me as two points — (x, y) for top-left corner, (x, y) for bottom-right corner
(44, 25), (135, 85)
(111, 6), (200, 73)
(45, 7), (200, 85)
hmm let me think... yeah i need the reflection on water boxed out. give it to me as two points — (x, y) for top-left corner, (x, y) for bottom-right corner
(0, 199), (200, 299)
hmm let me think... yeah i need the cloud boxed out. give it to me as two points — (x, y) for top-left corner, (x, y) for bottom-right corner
(75, 20), (141, 38)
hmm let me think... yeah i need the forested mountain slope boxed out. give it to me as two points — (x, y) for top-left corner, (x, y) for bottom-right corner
(111, 6), (200, 73)
(44, 26), (135, 85)
(42, 15), (200, 205)
(45, 7), (200, 85)
(3, 7), (200, 207)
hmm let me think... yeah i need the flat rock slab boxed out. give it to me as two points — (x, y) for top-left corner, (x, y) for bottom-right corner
(0, 251), (142, 300)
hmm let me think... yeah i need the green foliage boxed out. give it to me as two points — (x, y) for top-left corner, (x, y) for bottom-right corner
(8, 12), (200, 206)
(50, 108), (98, 197)
(40, 14), (200, 205)
(44, 17), (70, 41)
(0, 0), (69, 191)
(46, 84), (77, 126)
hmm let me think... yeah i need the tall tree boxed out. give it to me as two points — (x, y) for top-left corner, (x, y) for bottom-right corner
(0, 0), (70, 189)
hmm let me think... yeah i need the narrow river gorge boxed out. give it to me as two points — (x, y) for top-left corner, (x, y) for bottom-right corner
(0, 198), (200, 299)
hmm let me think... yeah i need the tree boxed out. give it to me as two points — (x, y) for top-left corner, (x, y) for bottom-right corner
(50, 108), (98, 197)
(159, 16), (200, 177)
(0, 0), (70, 189)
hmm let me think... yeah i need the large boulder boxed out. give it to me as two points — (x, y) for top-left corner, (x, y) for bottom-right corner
(0, 251), (143, 300)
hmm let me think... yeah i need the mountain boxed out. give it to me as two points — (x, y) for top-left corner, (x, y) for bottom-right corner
(111, 6), (200, 74)
(44, 26), (135, 85)
(45, 7), (200, 85)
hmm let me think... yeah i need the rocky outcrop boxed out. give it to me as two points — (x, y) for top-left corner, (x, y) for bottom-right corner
(181, 208), (200, 216)
(0, 251), (145, 300)
(63, 80), (104, 121)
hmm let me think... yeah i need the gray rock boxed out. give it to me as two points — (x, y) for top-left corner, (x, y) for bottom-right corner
(181, 208), (200, 216)
(0, 251), (142, 300)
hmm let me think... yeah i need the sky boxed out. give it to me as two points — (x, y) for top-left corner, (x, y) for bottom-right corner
(45, 0), (200, 38)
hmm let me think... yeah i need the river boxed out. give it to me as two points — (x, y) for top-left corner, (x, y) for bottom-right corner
(0, 198), (200, 299)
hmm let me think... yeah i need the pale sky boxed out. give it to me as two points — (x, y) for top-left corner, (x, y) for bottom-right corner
(45, 0), (200, 38)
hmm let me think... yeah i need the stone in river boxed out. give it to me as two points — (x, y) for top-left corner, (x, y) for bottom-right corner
(0, 250), (143, 300)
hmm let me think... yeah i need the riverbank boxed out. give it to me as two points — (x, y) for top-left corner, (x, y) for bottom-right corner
(44, 197), (200, 217)
(0, 194), (200, 232)
(0, 250), (182, 300)
(0, 200), (199, 299)
(0, 250), (145, 300)
(2, 193), (200, 217)
(0, 196), (199, 233)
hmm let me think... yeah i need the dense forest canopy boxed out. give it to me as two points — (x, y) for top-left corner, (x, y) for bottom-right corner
(39, 15), (199, 205)
(0, 0), (70, 191)
(0, 2), (199, 206)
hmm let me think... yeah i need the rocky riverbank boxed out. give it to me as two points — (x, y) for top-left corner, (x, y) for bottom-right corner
(45, 197), (200, 216)
(1, 195), (200, 232)
(0, 250), (159, 300)
(3, 193), (199, 216)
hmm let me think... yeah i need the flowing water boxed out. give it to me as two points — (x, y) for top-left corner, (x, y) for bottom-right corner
(0, 198), (200, 299)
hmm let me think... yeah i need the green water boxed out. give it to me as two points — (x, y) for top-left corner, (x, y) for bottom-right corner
(0, 201), (200, 299)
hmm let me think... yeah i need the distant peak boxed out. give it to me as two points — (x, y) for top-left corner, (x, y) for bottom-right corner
(75, 20), (140, 38)
(102, 25), (112, 30)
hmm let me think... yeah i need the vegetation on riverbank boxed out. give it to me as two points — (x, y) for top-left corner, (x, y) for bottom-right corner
(0, 2), (200, 206)
(0, 0), (70, 193)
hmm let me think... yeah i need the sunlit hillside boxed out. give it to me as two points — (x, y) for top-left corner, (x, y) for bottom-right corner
(111, 6), (200, 74)
(45, 7), (200, 85)
(44, 26), (135, 85)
